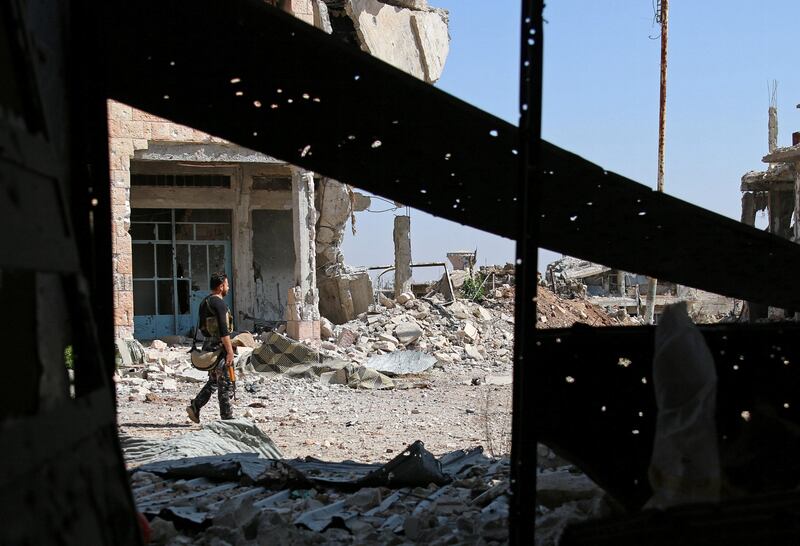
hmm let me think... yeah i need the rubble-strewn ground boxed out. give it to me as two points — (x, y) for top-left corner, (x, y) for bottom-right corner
(116, 285), (630, 462)
(116, 285), (631, 544)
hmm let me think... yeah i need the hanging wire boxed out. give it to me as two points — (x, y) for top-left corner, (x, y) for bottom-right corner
(649, 0), (663, 40)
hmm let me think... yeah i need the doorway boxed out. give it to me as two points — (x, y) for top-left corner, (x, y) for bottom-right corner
(131, 208), (232, 339)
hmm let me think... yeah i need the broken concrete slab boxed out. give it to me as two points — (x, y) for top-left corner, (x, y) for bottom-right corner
(320, 316), (334, 339)
(364, 350), (436, 376)
(176, 368), (210, 383)
(396, 291), (415, 305)
(345, 0), (449, 83)
(377, 332), (400, 345)
(379, 293), (395, 309)
(448, 300), (471, 319)
(394, 322), (423, 345)
(460, 321), (479, 343)
(474, 306), (493, 321)
(374, 340), (397, 351)
(232, 332), (258, 348)
(464, 344), (482, 360)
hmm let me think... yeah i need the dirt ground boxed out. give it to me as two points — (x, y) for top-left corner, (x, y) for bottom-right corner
(116, 363), (513, 463)
(115, 285), (633, 464)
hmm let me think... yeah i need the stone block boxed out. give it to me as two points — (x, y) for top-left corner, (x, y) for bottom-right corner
(396, 292), (415, 305)
(460, 321), (478, 342)
(464, 344), (482, 360)
(347, 0), (425, 80)
(313, 0), (333, 33)
(410, 10), (450, 82)
(337, 328), (356, 348)
(107, 100), (132, 120)
(286, 320), (320, 341)
(320, 317), (334, 339)
(346, 0), (448, 83)
(379, 293), (395, 309)
(114, 289), (133, 313)
(132, 138), (149, 151)
(109, 169), (130, 189)
(131, 108), (168, 123)
(394, 322), (422, 345)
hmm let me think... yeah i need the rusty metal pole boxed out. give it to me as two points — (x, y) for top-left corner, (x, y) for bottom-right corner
(645, 0), (668, 324)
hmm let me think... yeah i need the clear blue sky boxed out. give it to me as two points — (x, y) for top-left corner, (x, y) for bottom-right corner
(342, 1), (800, 281)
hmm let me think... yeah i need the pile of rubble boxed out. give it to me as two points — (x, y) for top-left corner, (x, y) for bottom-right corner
(114, 282), (634, 402)
(126, 421), (608, 546)
(315, 290), (515, 371)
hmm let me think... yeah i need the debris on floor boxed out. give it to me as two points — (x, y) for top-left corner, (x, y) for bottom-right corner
(123, 420), (609, 545)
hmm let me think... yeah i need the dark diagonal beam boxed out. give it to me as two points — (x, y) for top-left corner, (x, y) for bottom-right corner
(104, 0), (800, 310)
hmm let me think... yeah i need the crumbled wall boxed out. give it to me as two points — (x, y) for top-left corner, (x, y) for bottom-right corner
(315, 179), (373, 324)
(108, 0), (450, 337)
(326, 0), (450, 83)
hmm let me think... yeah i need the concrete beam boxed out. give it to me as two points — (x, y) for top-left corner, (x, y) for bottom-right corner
(130, 186), (237, 208)
(393, 215), (412, 298)
(133, 142), (282, 163)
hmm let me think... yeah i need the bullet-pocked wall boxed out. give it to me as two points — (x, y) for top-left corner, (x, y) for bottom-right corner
(107, 102), (310, 340)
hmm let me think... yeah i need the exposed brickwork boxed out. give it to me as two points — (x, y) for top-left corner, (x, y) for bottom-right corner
(107, 100), (230, 340)
(107, 4), (327, 340)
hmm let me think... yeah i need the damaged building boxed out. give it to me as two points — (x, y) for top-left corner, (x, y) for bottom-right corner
(546, 256), (735, 322)
(739, 93), (800, 320)
(108, 0), (451, 342)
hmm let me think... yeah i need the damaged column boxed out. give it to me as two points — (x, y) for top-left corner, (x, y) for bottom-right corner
(286, 168), (320, 340)
(315, 178), (374, 324)
(393, 214), (412, 298)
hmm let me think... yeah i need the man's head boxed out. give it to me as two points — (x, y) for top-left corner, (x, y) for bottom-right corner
(210, 272), (229, 296)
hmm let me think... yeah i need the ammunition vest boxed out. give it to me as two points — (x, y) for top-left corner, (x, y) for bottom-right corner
(202, 295), (234, 339)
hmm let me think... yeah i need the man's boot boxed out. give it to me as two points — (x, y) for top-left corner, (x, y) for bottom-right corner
(186, 400), (200, 423)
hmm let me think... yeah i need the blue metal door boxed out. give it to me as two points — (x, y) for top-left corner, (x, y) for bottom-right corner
(132, 208), (232, 340)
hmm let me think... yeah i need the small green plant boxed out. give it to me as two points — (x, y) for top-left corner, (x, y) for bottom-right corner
(64, 345), (74, 369)
(461, 273), (486, 301)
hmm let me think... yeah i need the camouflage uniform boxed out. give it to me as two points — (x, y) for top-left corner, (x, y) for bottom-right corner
(189, 295), (235, 420)
(191, 354), (234, 420)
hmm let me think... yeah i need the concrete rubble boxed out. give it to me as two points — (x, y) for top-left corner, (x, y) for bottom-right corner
(113, 279), (635, 544)
(341, 0), (450, 84)
(546, 256), (736, 323)
(125, 418), (610, 545)
(114, 283), (631, 402)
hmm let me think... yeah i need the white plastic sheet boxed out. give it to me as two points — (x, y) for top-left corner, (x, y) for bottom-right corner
(646, 302), (720, 509)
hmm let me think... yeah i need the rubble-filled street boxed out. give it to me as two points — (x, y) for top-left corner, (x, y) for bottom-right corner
(116, 284), (627, 544)
(116, 284), (631, 461)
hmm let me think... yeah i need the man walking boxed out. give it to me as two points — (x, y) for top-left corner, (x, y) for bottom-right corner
(187, 272), (235, 422)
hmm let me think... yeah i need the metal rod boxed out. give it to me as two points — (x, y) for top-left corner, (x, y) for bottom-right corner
(369, 262), (456, 303)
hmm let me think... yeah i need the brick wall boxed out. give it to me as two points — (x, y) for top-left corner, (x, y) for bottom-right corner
(107, 101), (228, 339)
(108, 2), (323, 339)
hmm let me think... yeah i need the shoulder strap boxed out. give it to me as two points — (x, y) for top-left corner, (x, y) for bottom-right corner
(191, 295), (211, 350)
